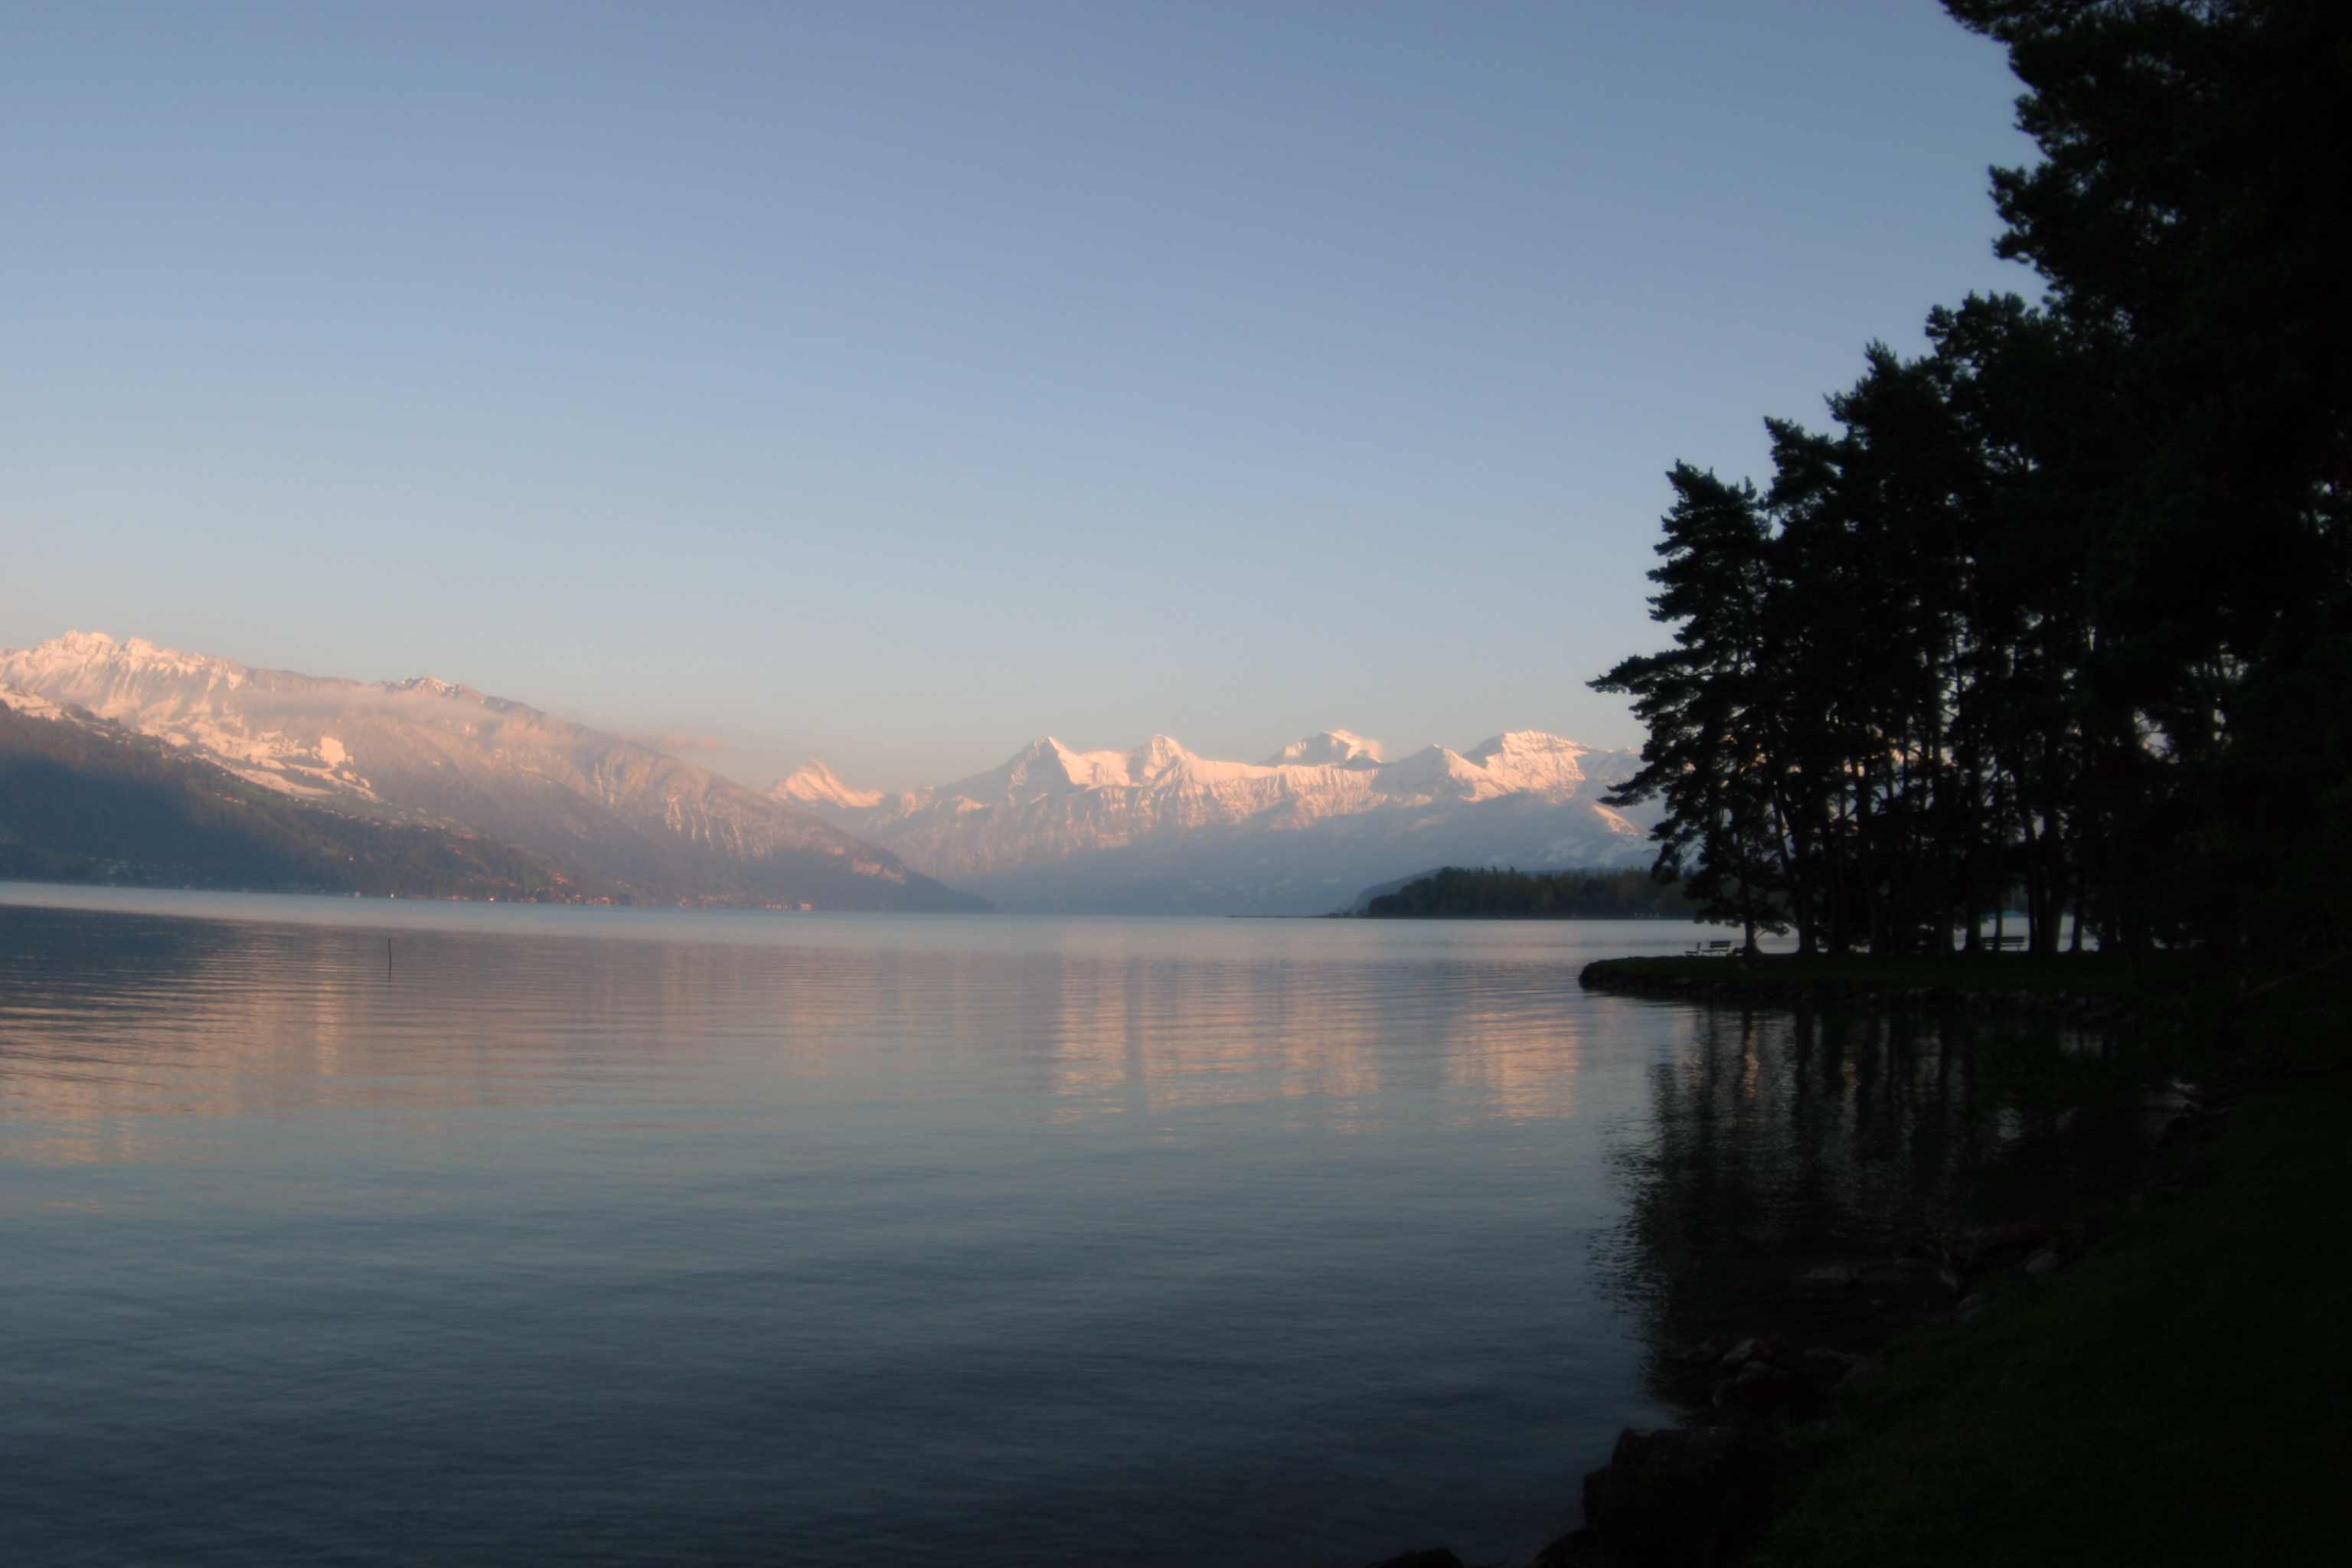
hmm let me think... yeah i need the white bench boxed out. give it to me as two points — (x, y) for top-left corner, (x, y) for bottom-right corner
(1685, 938), (1736, 957)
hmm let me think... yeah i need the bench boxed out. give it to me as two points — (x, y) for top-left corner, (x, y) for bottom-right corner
(1685, 938), (1736, 957)
(1989, 934), (2028, 951)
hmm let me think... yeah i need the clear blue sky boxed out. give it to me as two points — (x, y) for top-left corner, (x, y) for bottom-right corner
(3, 1), (2037, 790)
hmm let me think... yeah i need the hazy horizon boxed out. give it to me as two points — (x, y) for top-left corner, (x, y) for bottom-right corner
(5, 2), (2037, 792)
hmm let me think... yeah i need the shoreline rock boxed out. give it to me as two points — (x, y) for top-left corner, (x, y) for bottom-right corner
(1538, 1424), (1775, 1566)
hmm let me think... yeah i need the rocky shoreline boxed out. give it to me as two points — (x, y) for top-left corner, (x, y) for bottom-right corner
(1530, 1218), (2108, 1566)
(1357, 1218), (2126, 1568)
(1354, 1017), (2219, 1568)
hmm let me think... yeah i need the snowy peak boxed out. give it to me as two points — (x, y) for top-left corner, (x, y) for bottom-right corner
(956, 736), (1133, 799)
(1124, 733), (1195, 784)
(13, 628), (126, 670)
(782, 726), (1658, 910)
(1004, 737), (1092, 795)
(1376, 743), (1500, 800)
(380, 675), (482, 702)
(1464, 730), (1591, 795)
(1263, 729), (1385, 769)
(945, 733), (1242, 802)
(903, 728), (1600, 812)
(0, 629), (247, 690)
(772, 758), (886, 811)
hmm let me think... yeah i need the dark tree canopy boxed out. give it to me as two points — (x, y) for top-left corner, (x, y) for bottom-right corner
(1593, 0), (2352, 960)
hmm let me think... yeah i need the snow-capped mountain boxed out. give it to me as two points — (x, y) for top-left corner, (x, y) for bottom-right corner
(770, 729), (1657, 914)
(1261, 729), (1384, 769)
(1, 680), (570, 897)
(770, 758), (887, 811)
(0, 632), (980, 910)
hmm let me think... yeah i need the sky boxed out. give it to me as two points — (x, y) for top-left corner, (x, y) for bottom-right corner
(3, 1), (2039, 792)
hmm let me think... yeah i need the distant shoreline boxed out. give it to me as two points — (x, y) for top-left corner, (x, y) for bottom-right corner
(1338, 910), (1688, 921)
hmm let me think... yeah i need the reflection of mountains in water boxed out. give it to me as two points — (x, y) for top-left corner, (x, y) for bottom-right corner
(1034, 949), (1592, 1126)
(0, 905), (1606, 1163)
(1602, 1002), (2150, 1392)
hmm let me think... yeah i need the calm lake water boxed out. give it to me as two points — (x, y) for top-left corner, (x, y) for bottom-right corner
(0, 886), (2084, 1566)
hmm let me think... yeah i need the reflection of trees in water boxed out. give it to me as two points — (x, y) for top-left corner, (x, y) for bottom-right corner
(1602, 1002), (2104, 1374)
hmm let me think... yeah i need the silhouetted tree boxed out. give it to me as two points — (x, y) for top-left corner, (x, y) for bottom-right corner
(1593, 0), (2352, 961)
(1595, 467), (1789, 951)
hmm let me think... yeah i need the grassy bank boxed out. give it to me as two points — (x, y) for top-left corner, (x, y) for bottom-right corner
(1750, 1071), (2352, 1566)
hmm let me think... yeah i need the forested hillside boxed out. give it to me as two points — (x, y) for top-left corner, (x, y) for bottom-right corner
(1362, 867), (1693, 920)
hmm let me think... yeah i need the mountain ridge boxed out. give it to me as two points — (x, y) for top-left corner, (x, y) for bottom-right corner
(769, 727), (1658, 914)
(0, 685), (580, 898)
(0, 632), (982, 911)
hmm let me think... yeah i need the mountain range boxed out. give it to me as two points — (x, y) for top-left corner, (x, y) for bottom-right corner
(0, 632), (978, 910)
(772, 728), (1655, 914)
(0, 687), (570, 898)
(2, 631), (1655, 914)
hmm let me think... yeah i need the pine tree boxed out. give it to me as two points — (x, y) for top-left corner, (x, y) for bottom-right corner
(1593, 466), (1789, 951)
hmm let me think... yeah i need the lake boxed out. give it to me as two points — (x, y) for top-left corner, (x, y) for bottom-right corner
(0, 886), (2086, 1565)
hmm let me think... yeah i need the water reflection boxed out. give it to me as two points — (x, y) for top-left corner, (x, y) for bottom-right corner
(1, 904), (1606, 1151)
(0, 891), (2122, 1567)
(1038, 952), (1591, 1128)
(0, 897), (1680, 1567)
(1604, 1001), (2137, 1381)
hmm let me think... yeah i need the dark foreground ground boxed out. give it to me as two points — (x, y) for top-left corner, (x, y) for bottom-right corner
(1527, 952), (2351, 1567)
(1748, 1067), (2350, 1566)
